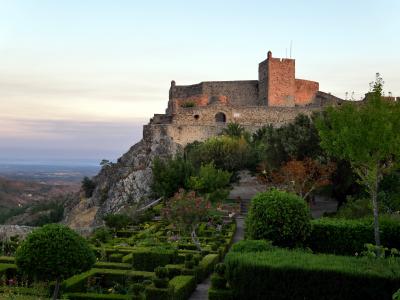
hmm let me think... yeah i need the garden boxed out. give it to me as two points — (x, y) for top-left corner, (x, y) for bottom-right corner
(0, 198), (237, 299)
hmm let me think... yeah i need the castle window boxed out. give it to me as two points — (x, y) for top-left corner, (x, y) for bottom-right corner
(194, 114), (200, 120)
(215, 112), (226, 123)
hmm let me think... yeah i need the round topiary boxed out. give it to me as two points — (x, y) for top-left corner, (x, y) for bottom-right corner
(15, 224), (96, 300)
(245, 189), (311, 247)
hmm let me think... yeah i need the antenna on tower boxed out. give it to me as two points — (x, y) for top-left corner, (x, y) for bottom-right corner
(290, 40), (293, 58)
(286, 48), (288, 58)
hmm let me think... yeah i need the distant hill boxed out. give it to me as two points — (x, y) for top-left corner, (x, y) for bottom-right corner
(0, 176), (79, 209)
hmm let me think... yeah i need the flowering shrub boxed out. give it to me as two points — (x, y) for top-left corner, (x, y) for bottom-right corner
(162, 189), (212, 250)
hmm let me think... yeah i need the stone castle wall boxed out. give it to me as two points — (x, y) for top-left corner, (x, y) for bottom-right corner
(295, 79), (319, 105)
(267, 56), (296, 107)
(169, 80), (259, 114)
(150, 104), (322, 146)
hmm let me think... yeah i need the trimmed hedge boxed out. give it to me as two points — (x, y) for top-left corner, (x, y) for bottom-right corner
(93, 261), (132, 270)
(198, 254), (219, 281)
(0, 286), (48, 297)
(208, 288), (234, 300)
(0, 256), (15, 264)
(169, 275), (196, 300)
(145, 284), (171, 300)
(230, 240), (273, 253)
(109, 253), (124, 262)
(308, 217), (400, 255)
(63, 268), (154, 292)
(131, 248), (178, 271)
(63, 292), (134, 299)
(165, 264), (184, 277)
(224, 248), (400, 300)
(63, 269), (94, 292)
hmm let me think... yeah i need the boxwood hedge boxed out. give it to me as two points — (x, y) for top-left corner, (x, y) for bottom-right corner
(308, 217), (400, 255)
(224, 248), (400, 300)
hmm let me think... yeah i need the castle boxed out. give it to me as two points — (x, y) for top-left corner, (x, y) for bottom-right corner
(147, 51), (343, 146)
(65, 51), (347, 227)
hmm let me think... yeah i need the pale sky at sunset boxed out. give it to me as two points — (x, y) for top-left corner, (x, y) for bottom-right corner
(1, 0), (399, 164)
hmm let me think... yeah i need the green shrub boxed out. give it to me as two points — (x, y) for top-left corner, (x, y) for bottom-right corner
(187, 163), (231, 195)
(245, 190), (311, 247)
(185, 136), (253, 172)
(151, 156), (194, 198)
(181, 101), (196, 108)
(63, 269), (154, 293)
(155, 266), (169, 278)
(93, 262), (131, 270)
(208, 288), (234, 300)
(109, 253), (124, 262)
(131, 248), (178, 271)
(335, 196), (372, 219)
(91, 227), (112, 244)
(308, 216), (400, 255)
(153, 277), (169, 288)
(104, 214), (131, 231)
(198, 254), (219, 281)
(230, 240), (274, 253)
(224, 248), (400, 300)
(214, 263), (225, 276)
(81, 177), (96, 198)
(165, 264), (184, 277)
(169, 275), (196, 300)
(145, 284), (171, 300)
(63, 269), (95, 292)
(15, 224), (96, 299)
(211, 274), (227, 289)
(0, 256), (15, 264)
(63, 293), (133, 300)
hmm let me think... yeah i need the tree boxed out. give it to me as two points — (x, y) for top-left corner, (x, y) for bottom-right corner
(185, 135), (253, 172)
(151, 156), (194, 198)
(271, 158), (336, 201)
(316, 73), (400, 248)
(81, 176), (96, 198)
(221, 122), (245, 137)
(15, 224), (95, 300)
(252, 114), (322, 169)
(103, 213), (131, 232)
(188, 162), (231, 194)
(162, 190), (212, 251)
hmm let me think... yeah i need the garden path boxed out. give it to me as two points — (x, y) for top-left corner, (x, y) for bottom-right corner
(188, 217), (245, 300)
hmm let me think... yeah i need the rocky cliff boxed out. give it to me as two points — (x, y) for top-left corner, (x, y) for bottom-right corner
(64, 124), (182, 228)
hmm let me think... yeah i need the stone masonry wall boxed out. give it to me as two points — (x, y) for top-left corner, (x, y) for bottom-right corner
(295, 79), (319, 105)
(267, 57), (296, 107)
(163, 104), (321, 146)
(169, 81), (259, 113)
(258, 59), (268, 104)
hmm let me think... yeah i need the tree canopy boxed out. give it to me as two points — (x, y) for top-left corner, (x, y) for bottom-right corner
(316, 74), (400, 248)
(15, 224), (96, 299)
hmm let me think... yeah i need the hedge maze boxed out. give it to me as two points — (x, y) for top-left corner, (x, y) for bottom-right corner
(0, 207), (236, 300)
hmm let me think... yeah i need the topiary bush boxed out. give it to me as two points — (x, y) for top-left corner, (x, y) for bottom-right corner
(245, 189), (311, 247)
(15, 224), (96, 300)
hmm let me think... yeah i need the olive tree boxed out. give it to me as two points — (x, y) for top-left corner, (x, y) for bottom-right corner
(15, 224), (96, 299)
(316, 74), (400, 248)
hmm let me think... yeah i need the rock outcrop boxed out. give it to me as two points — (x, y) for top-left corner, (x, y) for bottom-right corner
(64, 124), (182, 228)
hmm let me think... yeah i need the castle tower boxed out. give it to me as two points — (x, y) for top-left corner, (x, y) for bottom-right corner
(258, 51), (296, 107)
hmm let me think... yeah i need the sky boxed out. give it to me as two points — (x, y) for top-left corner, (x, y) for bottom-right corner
(0, 0), (399, 165)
